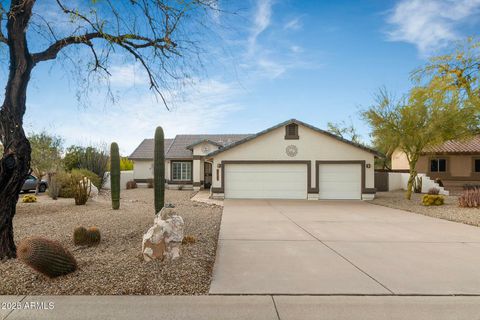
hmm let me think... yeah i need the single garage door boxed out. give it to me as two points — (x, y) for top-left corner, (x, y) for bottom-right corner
(318, 163), (362, 200)
(224, 163), (308, 199)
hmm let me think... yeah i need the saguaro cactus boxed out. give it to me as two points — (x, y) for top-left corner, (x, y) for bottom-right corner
(17, 237), (77, 278)
(110, 142), (120, 210)
(154, 126), (165, 213)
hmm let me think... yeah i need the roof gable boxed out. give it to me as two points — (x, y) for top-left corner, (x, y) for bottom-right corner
(207, 119), (382, 157)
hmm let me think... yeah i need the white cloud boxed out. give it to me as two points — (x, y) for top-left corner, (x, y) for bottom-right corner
(290, 45), (303, 53)
(284, 17), (302, 31)
(108, 64), (148, 87)
(386, 0), (480, 56)
(24, 80), (243, 155)
(248, 0), (274, 55)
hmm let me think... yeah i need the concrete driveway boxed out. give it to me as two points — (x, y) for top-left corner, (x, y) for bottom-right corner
(210, 200), (480, 295)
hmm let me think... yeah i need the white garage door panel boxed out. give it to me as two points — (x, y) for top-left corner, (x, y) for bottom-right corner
(225, 164), (307, 199)
(318, 164), (361, 200)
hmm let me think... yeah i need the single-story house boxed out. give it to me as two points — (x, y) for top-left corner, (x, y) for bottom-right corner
(129, 119), (380, 200)
(391, 135), (480, 193)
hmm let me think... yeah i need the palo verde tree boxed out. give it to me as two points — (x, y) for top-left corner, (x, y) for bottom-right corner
(363, 83), (478, 200)
(29, 132), (63, 195)
(0, 0), (219, 259)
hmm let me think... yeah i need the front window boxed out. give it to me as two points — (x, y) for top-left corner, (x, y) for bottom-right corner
(430, 159), (446, 172)
(474, 159), (480, 173)
(172, 161), (192, 181)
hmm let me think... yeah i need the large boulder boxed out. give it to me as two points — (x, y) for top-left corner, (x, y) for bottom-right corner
(142, 206), (184, 262)
(142, 224), (167, 262)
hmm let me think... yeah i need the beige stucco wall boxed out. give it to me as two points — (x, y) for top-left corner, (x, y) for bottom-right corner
(392, 151), (476, 178)
(391, 149), (409, 170)
(211, 125), (375, 192)
(133, 160), (170, 180)
(449, 155), (472, 177)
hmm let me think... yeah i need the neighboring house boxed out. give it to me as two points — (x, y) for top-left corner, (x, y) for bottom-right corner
(129, 119), (380, 200)
(391, 135), (480, 193)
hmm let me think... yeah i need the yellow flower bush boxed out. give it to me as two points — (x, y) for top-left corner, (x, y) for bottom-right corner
(422, 194), (444, 206)
(22, 195), (37, 203)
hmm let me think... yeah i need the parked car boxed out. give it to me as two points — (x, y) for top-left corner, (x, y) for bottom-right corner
(22, 175), (48, 193)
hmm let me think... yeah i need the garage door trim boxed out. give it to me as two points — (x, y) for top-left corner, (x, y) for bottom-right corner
(217, 160), (314, 194)
(315, 160), (375, 195)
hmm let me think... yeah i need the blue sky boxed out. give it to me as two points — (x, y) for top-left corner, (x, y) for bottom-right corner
(2, 0), (480, 155)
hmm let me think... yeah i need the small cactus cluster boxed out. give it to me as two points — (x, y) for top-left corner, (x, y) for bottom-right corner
(17, 237), (77, 278)
(182, 235), (196, 245)
(110, 142), (121, 210)
(73, 226), (101, 246)
(22, 195), (37, 203)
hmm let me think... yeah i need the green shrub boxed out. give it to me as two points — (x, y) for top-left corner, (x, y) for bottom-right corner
(422, 194), (444, 206)
(55, 169), (99, 198)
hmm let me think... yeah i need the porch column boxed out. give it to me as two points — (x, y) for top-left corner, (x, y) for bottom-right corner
(193, 159), (201, 191)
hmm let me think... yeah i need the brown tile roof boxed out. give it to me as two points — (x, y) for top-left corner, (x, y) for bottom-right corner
(128, 138), (174, 160)
(165, 134), (251, 159)
(129, 135), (250, 160)
(422, 135), (480, 154)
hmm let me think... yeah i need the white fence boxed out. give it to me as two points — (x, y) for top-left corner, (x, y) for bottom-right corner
(387, 172), (449, 195)
(103, 171), (135, 190)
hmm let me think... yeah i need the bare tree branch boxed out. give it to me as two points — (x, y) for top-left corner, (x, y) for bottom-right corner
(0, 2), (7, 44)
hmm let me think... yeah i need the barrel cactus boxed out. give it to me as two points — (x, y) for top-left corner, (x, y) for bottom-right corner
(73, 226), (88, 246)
(17, 237), (77, 278)
(110, 142), (120, 210)
(86, 227), (101, 246)
(154, 126), (165, 213)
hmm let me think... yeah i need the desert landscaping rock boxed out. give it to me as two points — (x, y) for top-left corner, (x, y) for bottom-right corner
(0, 189), (222, 295)
(370, 191), (480, 227)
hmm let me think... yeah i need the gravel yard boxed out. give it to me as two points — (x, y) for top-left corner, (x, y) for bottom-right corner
(0, 189), (223, 295)
(370, 191), (480, 227)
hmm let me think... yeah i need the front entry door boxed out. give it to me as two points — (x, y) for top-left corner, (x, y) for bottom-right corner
(204, 162), (212, 188)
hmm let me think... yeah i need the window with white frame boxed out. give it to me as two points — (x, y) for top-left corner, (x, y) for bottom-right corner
(172, 161), (192, 181)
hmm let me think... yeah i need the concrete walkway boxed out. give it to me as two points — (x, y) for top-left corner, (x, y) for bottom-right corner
(210, 199), (480, 295)
(191, 190), (224, 207)
(3, 295), (480, 320)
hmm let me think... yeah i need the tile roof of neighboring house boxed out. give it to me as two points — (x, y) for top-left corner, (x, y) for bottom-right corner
(165, 134), (251, 159)
(129, 138), (174, 160)
(422, 135), (480, 154)
(207, 119), (382, 157)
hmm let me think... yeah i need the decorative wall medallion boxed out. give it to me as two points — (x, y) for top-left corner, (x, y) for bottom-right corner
(286, 145), (298, 157)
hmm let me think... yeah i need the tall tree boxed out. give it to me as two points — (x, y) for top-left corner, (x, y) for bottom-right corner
(363, 85), (478, 200)
(29, 132), (63, 194)
(326, 120), (362, 144)
(0, 0), (219, 259)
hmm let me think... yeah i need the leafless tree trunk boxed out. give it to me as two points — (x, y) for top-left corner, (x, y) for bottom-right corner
(0, 0), (34, 259)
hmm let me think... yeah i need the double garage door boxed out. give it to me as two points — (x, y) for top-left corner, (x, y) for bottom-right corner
(224, 163), (362, 200)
